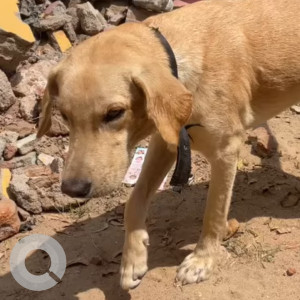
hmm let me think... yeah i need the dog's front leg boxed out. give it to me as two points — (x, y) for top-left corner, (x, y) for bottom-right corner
(120, 133), (176, 290)
(176, 137), (240, 285)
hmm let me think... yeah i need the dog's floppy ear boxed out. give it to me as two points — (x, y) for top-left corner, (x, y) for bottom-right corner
(133, 66), (192, 146)
(37, 71), (58, 138)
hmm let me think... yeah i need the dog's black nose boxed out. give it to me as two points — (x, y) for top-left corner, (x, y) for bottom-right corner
(61, 179), (91, 198)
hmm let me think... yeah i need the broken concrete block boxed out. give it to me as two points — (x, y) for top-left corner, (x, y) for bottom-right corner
(50, 30), (72, 52)
(132, 0), (173, 12)
(32, 1), (72, 32)
(105, 4), (128, 25)
(0, 168), (11, 198)
(0, 131), (19, 144)
(10, 60), (57, 98)
(0, 0), (35, 73)
(63, 22), (77, 43)
(67, 7), (81, 32)
(0, 70), (16, 112)
(77, 2), (107, 35)
(3, 144), (18, 161)
(0, 152), (37, 169)
(38, 153), (55, 166)
(0, 197), (20, 241)
(19, 95), (39, 123)
(16, 133), (37, 155)
(37, 14), (70, 32)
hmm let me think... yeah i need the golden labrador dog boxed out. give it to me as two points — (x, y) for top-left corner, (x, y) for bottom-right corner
(38, 0), (300, 290)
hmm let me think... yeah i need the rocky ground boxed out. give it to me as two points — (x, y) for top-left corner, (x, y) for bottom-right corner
(0, 0), (300, 300)
(0, 109), (300, 300)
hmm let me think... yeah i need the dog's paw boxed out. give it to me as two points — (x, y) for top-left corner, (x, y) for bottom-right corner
(176, 251), (214, 285)
(120, 229), (149, 290)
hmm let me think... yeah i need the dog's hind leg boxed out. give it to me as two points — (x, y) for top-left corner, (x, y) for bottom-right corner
(120, 133), (176, 290)
(176, 134), (242, 284)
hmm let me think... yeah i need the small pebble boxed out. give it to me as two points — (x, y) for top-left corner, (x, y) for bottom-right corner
(286, 267), (296, 276)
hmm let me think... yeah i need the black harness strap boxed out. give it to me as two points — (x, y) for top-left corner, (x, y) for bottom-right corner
(151, 27), (201, 187)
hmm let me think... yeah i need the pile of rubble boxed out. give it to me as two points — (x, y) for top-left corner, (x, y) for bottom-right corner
(0, 0), (192, 241)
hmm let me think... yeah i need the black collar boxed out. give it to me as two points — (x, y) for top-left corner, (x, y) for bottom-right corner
(150, 27), (179, 79)
(150, 27), (194, 188)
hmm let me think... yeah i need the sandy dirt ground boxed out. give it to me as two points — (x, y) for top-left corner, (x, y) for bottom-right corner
(0, 109), (300, 300)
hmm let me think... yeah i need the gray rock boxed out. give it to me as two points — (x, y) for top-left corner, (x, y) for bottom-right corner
(19, 95), (39, 123)
(0, 27), (34, 74)
(0, 131), (19, 143)
(9, 172), (42, 214)
(105, 4), (128, 25)
(132, 0), (173, 12)
(0, 70), (16, 112)
(38, 15), (71, 31)
(32, 1), (71, 32)
(77, 2), (107, 36)
(67, 7), (81, 32)
(16, 133), (37, 155)
(19, 0), (36, 18)
(63, 22), (77, 43)
(35, 43), (62, 62)
(0, 152), (37, 169)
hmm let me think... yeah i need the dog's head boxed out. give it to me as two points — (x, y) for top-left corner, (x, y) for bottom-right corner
(37, 23), (192, 197)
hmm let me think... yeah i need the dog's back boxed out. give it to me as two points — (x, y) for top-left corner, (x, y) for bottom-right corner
(145, 0), (300, 126)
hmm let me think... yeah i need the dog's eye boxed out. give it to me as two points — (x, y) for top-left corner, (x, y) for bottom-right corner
(104, 109), (125, 123)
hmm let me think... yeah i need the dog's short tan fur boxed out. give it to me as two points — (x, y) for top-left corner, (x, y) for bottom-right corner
(38, 0), (300, 290)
